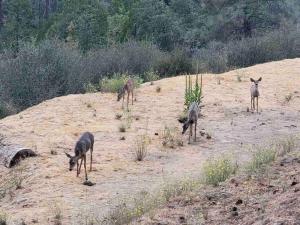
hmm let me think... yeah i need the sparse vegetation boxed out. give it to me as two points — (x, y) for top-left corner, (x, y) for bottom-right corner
(284, 93), (293, 103)
(245, 147), (277, 174)
(0, 211), (7, 225)
(161, 126), (183, 149)
(134, 135), (149, 161)
(10, 164), (29, 190)
(184, 74), (202, 111)
(51, 203), (63, 225)
(203, 156), (237, 186)
(100, 74), (142, 93)
(115, 113), (122, 120)
(118, 123), (126, 133)
(84, 83), (99, 93)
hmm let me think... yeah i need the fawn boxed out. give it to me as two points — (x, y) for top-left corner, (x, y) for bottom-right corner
(117, 79), (134, 110)
(182, 102), (199, 144)
(250, 77), (262, 112)
(65, 132), (94, 181)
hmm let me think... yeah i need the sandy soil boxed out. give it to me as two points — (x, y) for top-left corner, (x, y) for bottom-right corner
(136, 153), (300, 225)
(0, 58), (300, 224)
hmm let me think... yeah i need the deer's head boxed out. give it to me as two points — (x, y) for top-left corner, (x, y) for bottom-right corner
(182, 120), (193, 134)
(250, 77), (262, 87)
(117, 88), (125, 101)
(65, 152), (77, 171)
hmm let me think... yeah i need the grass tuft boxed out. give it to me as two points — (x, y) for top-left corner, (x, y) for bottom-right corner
(203, 156), (237, 186)
(134, 135), (149, 161)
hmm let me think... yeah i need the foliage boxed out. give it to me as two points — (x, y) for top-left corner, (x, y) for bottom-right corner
(245, 147), (277, 174)
(184, 74), (203, 111)
(161, 126), (183, 149)
(203, 156), (237, 186)
(134, 135), (149, 161)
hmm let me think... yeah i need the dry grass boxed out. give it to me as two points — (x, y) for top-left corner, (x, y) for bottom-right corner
(115, 113), (122, 120)
(202, 156), (237, 186)
(161, 126), (183, 149)
(51, 203), (63, 225)
(118, 123), (126, 133)
(134, 135), (149, 161)
(0, 211), (7, 225)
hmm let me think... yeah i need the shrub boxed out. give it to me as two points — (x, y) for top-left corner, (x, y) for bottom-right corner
(245, 147), (276, 174)
(203, 156), (237, 186)
(0, 211), (7, 225)
(118, 123), (126, 133)
(100, 74), (142, 93)
(184, 74), (203, 111)
(161, 126), (183, 149)
(156, 86), (161, 93)
(134, 135), (149, 161)
(84, 82), (99, 93)
(142, 71), (159, 82)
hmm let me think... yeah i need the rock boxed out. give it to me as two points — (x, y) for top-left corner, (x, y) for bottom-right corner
(231, 211), (239, 217)
(83, 180), (95, 186)
(179, 216), (186, 223)
(236, 199), (243, 205)
(232, 206), (238, 211)
(206, 134), (212, 139)
(291, 181), (298, 186)
(120, 136), (125, 140)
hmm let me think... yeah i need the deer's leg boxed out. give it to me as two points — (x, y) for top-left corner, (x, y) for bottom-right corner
(250, 97), (253, 110)
(188, 124), (192, 144)
(127, 92), (129, 111)
(84, 155), (88, 181)
(76, 161), (79, 177)
(132, 90), (134, 105)
(256, 97), (258, 113)
(253, 97), (255, 110)
(90, 146), (93, 172)
(78, 158), (83, 176)
(194, 120), (197, 142)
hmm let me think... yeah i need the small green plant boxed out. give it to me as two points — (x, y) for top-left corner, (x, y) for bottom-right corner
(0, 211), (7, 225)
(156, 86), (161, 93)
(134, 135), (149, 161)
(84, 82), (99, 93)
(100, 74), (142, 93)
(245, 147), (276, 174)
(119, 123), (126, 133)
(203, 156), (237, 186)
(184, 74), (203, 111)
(143, 71), (159, 82)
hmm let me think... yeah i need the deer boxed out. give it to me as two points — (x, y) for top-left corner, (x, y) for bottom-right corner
(250, 77), (262, 113)
(182, 102), (199, 144)
(65, 132), (94, 181)
(117, 79), (134, 110)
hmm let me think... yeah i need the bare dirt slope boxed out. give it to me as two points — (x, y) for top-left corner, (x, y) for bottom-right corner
(0, 58), (300, 224)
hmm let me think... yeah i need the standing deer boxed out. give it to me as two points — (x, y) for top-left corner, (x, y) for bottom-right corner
(182, 102), (199, 144)
(65, 132), (94, 181)
(250, 77), (262, 112)
(117, 79), (134, 110)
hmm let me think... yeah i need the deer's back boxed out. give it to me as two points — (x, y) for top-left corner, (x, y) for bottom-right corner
(125, 79), (134, 92)
(75, 132), (94, 155)
(188, 102), (198, 122)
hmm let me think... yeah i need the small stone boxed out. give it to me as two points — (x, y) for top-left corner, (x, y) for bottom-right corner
(120, 136), (125, 140)
(236, 199), (243, 205)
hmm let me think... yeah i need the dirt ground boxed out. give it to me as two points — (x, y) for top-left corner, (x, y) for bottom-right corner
(0, 58), (300, 224)
(136, 153), (300, 225)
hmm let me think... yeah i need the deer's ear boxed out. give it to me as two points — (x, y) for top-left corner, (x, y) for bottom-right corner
(250, 78), (255, 82)
(258, 77), (262, 82)
(65, 152), (72, 158)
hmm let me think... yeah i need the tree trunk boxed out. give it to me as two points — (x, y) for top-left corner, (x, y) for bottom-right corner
(0, 0), (4, 27)
(44, 0), (49, 19)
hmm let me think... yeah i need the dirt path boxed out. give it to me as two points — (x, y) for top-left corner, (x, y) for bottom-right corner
(0, 59), (300, 224)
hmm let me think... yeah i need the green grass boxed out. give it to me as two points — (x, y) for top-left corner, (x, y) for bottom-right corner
(100, 74), (142, 93)
(245, 147), (277, 174)
(203, 156), (237, 186)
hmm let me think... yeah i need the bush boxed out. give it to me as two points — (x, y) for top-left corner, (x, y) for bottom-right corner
(100, 74), (142, 93)
(134, 135), (149, 161)
(142, 71), (160, 82)
(161, 126), (183, 149)
(245, 147), (277, 174)
(155, 49), (193, 77)
(0, 211), (7, 225)
(203, 156), (237, 186)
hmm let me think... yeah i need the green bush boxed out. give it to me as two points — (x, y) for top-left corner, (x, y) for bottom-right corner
(184, 74), (203, 111)
(245, 148), (277, 174)
(203, 156), (237, 186)
(100, 74), (142, 93)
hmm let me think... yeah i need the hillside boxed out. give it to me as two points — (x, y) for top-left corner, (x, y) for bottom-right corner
(0, 58), (300, 224)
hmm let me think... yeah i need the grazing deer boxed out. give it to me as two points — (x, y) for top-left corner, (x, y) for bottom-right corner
(117, 79), (134, 110)
(182, 102), (199, 144)
(250, 77), (262, 112)
(65, 132), (94, 181)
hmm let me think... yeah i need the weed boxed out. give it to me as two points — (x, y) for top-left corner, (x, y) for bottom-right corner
(0, 211), (7, 225)
(51, 203), (63, 225)
(134, 135), (149, 161)
(203, 156), (237, 186)
(184, 74), (203, 111)
(245, 147), (276, 174)
(84, 82), (99, 93)
(86, 103), (92, 108)
(115, 113), (122, 120)
(119, 124), (126, 133)
(161, 126), (183, 149)
(156, 86), (161, 93)
(9, 164), (29, 190)
(284, 93), (293, 103)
